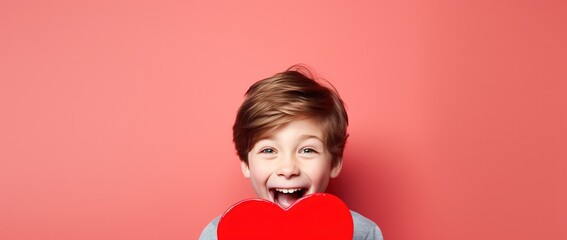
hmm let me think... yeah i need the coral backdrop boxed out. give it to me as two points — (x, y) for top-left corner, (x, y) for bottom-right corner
(1, 1), (565, 240)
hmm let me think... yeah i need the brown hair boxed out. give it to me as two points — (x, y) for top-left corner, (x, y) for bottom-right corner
(233, 65), (349, 167)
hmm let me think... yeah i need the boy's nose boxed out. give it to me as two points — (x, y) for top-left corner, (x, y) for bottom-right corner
(276, 156), (300, 179)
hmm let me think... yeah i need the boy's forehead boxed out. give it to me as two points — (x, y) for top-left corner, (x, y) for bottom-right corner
(256, 134), (324, 143)
(254, 118), (326, 143)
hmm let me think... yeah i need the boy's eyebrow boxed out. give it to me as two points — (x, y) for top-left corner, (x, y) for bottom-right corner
(256, 136), (276, 142)
(298, 134), (324, 142)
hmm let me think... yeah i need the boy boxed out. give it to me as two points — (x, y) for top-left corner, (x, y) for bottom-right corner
(200, 66), (383, 240)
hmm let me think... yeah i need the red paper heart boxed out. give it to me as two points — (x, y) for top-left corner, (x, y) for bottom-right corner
(217, 193), (353, 240)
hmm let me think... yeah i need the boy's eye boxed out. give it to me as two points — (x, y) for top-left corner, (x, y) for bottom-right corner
(259, 148), (275, 154)
(299, 148), (318, 154)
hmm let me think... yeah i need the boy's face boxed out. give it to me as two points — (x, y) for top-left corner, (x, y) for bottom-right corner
(240, 118), (342, 209)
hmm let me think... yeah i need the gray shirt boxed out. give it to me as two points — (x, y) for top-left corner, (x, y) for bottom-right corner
(199, 210), (383, 240)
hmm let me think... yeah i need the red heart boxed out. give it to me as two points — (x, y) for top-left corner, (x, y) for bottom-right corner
(217, 193), (353, 240)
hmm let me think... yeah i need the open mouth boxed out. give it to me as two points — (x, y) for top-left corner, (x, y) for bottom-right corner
(270, 188), (307, 209)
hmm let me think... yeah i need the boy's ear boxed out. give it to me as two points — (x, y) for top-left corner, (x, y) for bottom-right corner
(330, 158), (343, 178)
(240, 161), (251, 178)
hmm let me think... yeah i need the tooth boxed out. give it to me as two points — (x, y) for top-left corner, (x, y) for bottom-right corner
(274, 188), (303, 194)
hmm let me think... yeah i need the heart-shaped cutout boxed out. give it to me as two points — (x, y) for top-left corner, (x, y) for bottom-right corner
(217, 193), (353, 239)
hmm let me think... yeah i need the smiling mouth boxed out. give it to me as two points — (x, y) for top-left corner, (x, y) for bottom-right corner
(270, 188), (307, 209)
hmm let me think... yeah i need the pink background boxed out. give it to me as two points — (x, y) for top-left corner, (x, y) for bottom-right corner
(1, 0), (566, 239)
